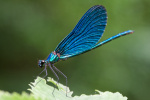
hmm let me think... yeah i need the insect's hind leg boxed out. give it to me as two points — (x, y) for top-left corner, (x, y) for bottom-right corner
(52, 64), (68, 96)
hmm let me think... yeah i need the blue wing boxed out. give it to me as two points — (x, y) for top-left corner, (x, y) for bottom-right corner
(55, 5), (107, 59)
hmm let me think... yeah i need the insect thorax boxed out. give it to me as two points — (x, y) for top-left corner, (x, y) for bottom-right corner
(46, 51), (60, 63)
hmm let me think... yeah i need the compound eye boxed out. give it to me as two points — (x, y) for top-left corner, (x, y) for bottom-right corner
(38, 60), (45, 68)
(41, 61), (45, 65)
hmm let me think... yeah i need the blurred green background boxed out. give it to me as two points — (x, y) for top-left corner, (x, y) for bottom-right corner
(0, 0), (150, 100)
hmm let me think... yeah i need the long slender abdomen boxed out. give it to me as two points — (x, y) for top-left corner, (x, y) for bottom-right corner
(92, 30), (134, 49)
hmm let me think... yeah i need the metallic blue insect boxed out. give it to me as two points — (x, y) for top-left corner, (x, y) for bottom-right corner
(38, 5), (133, 87)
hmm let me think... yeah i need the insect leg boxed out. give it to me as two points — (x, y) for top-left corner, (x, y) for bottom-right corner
(48, 63), (59, 95)
(38, 66), (47, 77)
(52, 64), (68, 96)
(35, 63), (48, 86)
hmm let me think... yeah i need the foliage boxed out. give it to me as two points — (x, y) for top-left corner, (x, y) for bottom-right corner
(0, 77), (127, 100)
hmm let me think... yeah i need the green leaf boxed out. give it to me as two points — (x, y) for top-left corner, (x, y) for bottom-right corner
(29, 77), (128, 100)
(29, 77), (73, 100)
(0, 77), (127, 100)
(0, 91), (39, 100)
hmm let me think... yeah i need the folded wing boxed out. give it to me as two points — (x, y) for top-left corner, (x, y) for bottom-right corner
(55, 5), (107, 59)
